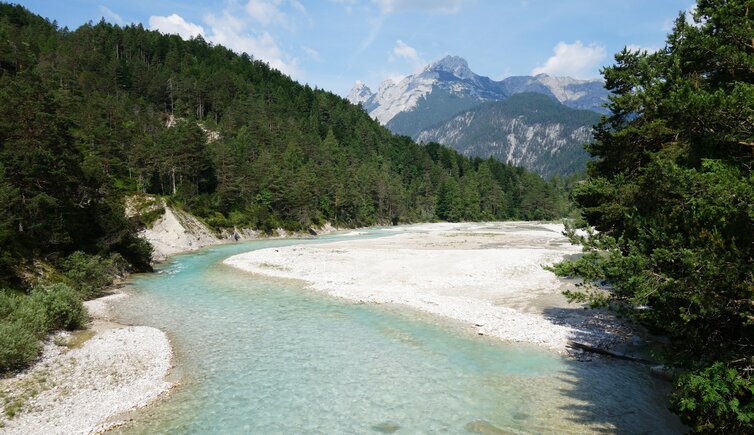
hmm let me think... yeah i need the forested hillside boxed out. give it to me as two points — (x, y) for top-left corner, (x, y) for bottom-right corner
(0, 4), (568, 371)
(553, 0), (754, 431)
(0, 3), (568, 272)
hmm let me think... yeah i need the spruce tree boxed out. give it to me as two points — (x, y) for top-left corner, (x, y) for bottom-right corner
(555, 1), (754, 431)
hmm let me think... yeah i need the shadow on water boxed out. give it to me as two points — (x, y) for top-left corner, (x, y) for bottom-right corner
(541, 305), (685, 434)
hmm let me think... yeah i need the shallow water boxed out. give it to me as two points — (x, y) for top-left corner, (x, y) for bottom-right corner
(112, 228), (683, 434)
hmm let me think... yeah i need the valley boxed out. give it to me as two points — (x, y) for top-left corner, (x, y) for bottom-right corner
(1, 1), (751, 433)
(349, 55), (607, 177)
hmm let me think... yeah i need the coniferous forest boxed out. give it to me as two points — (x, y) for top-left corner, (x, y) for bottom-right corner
(3, 0), (752, 432)
(0, 3), (567, 284)
(0, 3), (567, 371)
(554, 1), (754, 431)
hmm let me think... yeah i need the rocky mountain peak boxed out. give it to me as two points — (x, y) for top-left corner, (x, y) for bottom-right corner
(348, 54), (608, 131)
(347, 80), (374, 105)
(424, 55), (475, 79)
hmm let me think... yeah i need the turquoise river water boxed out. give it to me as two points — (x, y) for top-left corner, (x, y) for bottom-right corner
(111, 229), (684, 434)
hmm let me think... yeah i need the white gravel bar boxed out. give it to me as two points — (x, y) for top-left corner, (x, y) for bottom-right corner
(225, 222), (622, 353)
(0, 293), (173, 434)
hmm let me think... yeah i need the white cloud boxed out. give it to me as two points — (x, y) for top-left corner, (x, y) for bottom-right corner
(149, 0), (312, 79)
(531, 40), (606, 78)
(148, 11), (300, 78)
(390, 40), (425, 71)
(245, 0), (293, 29)
(357, 0), (463, 53)
(148, 14), (205, 40)
(358, 14), (386, 52)
(244, 0), (310, 29)
(373, 0), (464, 14)
(205, 12), (300, 76)
(329, 0), (358, 14)
(289, 0), (307, 15)
(99, 5), (124, 25)
(303, 46), (320, 60)
(626, 44), (661, 54)
(392, 40), (418, 60)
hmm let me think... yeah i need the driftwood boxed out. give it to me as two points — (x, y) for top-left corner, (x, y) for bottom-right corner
(567, 341), (655, 365)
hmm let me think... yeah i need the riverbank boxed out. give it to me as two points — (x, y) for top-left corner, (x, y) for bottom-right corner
(140, 202), (338, 262)
(0, 205), (348, 433)
(225, 222), (635, 353)
(0, 292), (172, 434)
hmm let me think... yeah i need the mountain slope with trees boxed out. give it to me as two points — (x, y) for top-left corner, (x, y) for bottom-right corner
(416, 93), (600, 178)
(553, 0), (754, 431)
(0, 4), (569, 372)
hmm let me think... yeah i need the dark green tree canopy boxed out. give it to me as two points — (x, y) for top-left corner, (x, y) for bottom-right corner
(0, 2), (570, 286)
(555, 1), (754, 431)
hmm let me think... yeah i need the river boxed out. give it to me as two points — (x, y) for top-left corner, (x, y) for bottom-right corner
(111, 228), (683, 434)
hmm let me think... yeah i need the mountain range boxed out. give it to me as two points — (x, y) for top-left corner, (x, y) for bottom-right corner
(416, 93), (600, 178)
(348, 56), (607, 176)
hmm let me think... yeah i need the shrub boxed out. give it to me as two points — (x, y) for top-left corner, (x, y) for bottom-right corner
(62, 251), (125, 298)
(0, 284), (87, 373)
(139, 206), (165, 229)
(12, 284), (88, 337)
(33, 284), (88, 331)
(0, 321), (40, 372)
(0, 290), (19, 320)
(11, 292), (50, 338)
(672, 362), (754, 433)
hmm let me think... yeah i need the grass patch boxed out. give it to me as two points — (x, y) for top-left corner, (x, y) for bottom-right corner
(140, 206), (166, 229)
(66, 329), (96, 349)
(1, 368), (51, 419)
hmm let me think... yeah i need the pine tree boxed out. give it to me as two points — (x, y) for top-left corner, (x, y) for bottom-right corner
(555, 1), (754, 431)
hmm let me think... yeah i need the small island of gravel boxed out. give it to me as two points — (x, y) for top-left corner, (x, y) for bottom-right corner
(224, 222), (633, 353)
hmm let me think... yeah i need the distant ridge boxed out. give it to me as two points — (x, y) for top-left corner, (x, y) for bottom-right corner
(348, 56), (606, 177)
(348, 55), (608, 138)
(416, 93), (600, 178)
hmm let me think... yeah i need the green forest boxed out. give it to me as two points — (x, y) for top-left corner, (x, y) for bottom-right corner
(553, 0), (754, 431)
(4, 0), (751, 431)
(0, 3), (568, 373)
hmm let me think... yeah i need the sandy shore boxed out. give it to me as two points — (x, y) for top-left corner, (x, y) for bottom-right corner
(0, 293), (172, 434)
(225, 222), (632, 353)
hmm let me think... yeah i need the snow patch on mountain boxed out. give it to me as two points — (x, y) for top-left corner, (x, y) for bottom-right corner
(424, 55), (475, 80)
(347, 80), (374, 105)
(347, 55), (608, 128)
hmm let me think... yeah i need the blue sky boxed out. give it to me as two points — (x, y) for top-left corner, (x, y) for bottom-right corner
(17, 0), (692, 96)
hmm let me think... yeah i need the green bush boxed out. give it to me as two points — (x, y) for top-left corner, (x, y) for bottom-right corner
(61, 251), (125, 299)
(139, 206), (165, 228)
(0, 290), (20, 320)
(116, 234), (153, 272)
(0, 322), (41, 372)
(672, 362), (754, 433)
(32, 284), (88, 331)
(0, 284), (87, 373)
(11, 284), (88, 338)
(11, 292), (50, 338)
